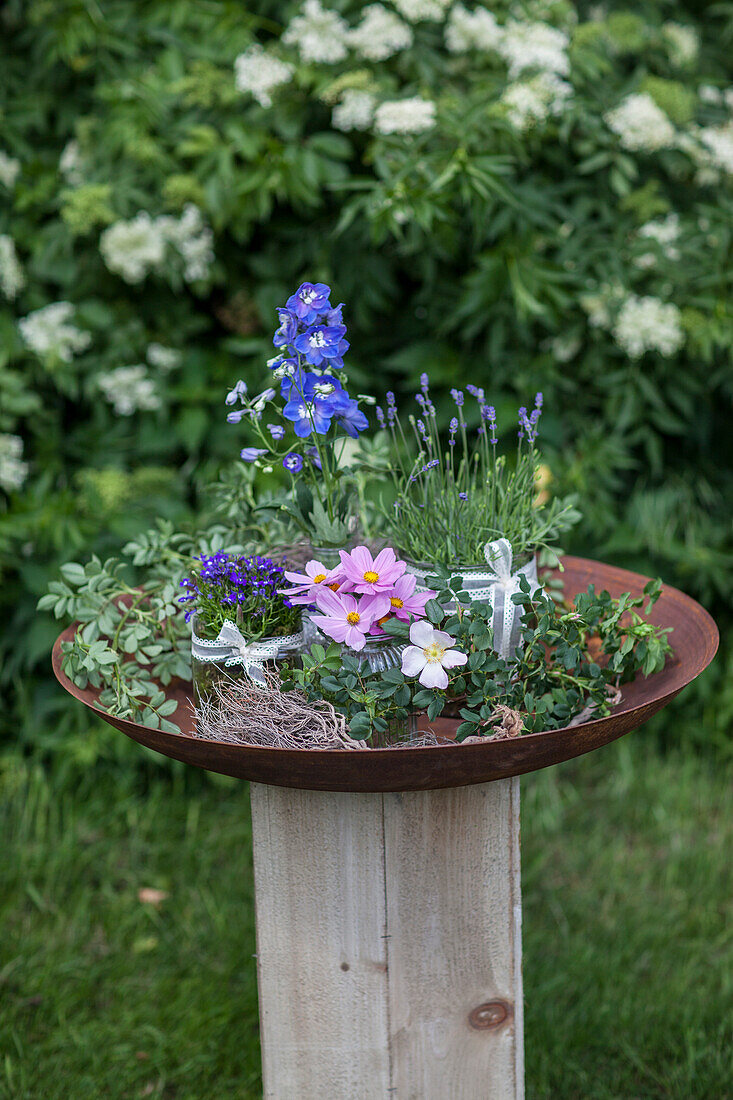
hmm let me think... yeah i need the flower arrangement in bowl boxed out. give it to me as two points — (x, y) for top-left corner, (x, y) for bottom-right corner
(42, 278), (674, 749)
(224, 281), (371, 552)
(180, 551), (304, 700)
(378, 380), (582, 659)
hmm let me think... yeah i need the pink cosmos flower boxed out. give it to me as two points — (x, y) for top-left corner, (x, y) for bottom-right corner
(401, 620), (467, 689)
(339, 545), (406, 595)
(383, 573), (436, 622)
(279, 559), (343, 606)
(310, 588), (390, 651)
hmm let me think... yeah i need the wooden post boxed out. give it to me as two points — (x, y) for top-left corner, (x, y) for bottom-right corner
(250, 777), (523, 1099)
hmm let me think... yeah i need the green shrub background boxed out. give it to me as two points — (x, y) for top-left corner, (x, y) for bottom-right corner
(0, 0), (730, 765)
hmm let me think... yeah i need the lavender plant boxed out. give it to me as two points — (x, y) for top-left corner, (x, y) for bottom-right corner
(179, 552), (300, 640)
(381, 380), (580, 566)
(225, 282), (371, 548)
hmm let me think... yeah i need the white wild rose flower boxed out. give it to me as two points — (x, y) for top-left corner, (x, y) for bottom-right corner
(234, 45), (294, 107)
(0, 151), (21, 189)
(98, 365), (162, 416)
(374, 97), (436, 135)
(0, 434), (29, 493)
(19, 302), (91, 362)
(445, 4), (503, 53)
(0, 235), (25, 300)
(100, 213), (167, 283)
(401, 621), (467, 690)
(347, 4), (412, 61)
(332, 90), (377, 132)
(282, 0), (349, 63)
(605, 94), (675, 153)
(613, 295), (684, 358)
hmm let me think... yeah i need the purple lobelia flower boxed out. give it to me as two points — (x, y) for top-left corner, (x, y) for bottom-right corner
(458, 491), (468, 501)
(286, 282), (332, 324)
(306, 446), (322, 469)
(227, 409), (249, 424)
(267, 423), (285, 441)
(241, 447), (268, 462)
(283, 452), (304, 472)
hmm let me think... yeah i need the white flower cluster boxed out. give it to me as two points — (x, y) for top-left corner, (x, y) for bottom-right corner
(445, 4), (502, 53)
(158, 204), (215, 282)
(612, 295), (684, 358)
(234, 45), (294, 107)
(283, 0), (349, 63)
(0, 151), (21, 189)
(19, 302), (91, 362)
(698, 85), (733, 109)
(374, 96), (436, 135)
(146, 343), (182, 370)
(100, 212), (166, 283)
(98, 365), (162, 416)
(604, 94), (675, 153)
(698, 123), (733, 175)
(59, 140), (85, 186)
(636, 213), (680, 266)
(0, 434), (29, 493)
(503, 72), (572, 131)
(661, 22), (699, 67)
(100, 206), (214, 285)
(499, 20), (570, 77)
(392, 0), (452, 23)
(348, 4), (412, 61)
(332, 90), (377, 132)
(548, 333), (581, 362)
(0, 235), (25, 300)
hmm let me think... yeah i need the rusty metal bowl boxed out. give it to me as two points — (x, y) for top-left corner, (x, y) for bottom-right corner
(52, 557), (718, 793)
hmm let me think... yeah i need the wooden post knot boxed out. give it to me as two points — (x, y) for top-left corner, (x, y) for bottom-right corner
(468, 1000), (513, 1031)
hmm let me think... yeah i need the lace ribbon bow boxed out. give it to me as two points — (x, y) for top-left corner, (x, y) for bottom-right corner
(191, 619), (300, 686)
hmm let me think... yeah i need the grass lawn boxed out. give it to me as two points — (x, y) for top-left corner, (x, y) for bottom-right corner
(1, 735), (730, 1100)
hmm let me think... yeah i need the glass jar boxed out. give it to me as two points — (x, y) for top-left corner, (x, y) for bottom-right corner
(403, 548), (539, 662)
(368, 710), (419, 748)
(191, 614), (304, 706)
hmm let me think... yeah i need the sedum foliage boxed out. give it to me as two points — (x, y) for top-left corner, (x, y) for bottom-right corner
(1, 0), (731, 760)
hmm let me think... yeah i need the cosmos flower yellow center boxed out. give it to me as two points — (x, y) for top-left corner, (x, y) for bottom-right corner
(424, 643), (446, 663)
(390, 596), (404, 608)
(346, 611), (361, 625)
(313, 573), (327, 583)
(363, 570), (379, 583)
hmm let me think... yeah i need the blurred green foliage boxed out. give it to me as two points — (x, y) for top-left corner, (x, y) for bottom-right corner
(0, 0), (730, 765)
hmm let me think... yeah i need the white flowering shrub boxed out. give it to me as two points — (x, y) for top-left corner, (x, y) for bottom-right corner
(1, 0), (732, 760)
